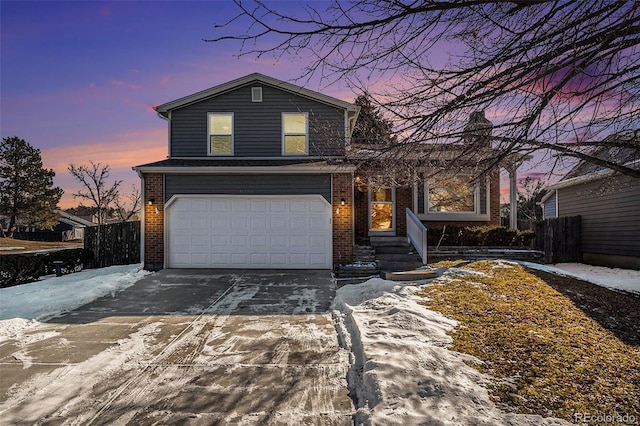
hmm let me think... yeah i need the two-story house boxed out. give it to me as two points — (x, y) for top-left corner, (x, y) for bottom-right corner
(135, 73), (512, 271)
(135, 73), (359, 271)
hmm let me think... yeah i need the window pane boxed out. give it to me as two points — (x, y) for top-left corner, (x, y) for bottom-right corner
(284, 135), (306, 154)
(209, 114), (232, 134)
(284, 113), (306, 133)
(429, 176), (475, 212)
(372, 188), (392, 202)
(210, 135), (231, 154)
(371, 203), (393, 230)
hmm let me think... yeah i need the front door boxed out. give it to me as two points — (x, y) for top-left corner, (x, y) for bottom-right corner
(369, 187), (395, 235)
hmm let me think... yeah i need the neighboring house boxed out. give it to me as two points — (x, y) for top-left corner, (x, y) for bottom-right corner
(10, 210), (94, 242)
(134, 73), (517, 271)
(55, 210), (95, 241)
(541, 140), (640, 269)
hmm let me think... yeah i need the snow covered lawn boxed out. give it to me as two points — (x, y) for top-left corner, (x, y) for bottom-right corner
(0, 265), (149, 340)
(519, 261), (640, 294)
(331, 260), (639, 425)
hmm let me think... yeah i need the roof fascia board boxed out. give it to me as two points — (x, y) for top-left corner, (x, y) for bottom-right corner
(155, 73), (358, 116)
(133, 165), (357, 174)
(548, 159), (640, 190)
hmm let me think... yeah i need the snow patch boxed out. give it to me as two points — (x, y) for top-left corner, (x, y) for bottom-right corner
(518, 261), (640, 294)
(332, 275), (570, 425)
(0, 264), (149, 328)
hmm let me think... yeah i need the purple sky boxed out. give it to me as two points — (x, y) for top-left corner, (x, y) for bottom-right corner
(1, 1), (541, 209)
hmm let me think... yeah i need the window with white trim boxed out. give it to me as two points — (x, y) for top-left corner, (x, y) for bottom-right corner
(415, 173), (490, 221)
(282, 112), (308, 155)
(208, 113), (233, 155)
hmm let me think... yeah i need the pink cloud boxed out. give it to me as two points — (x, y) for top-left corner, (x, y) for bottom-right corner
(99, 7), (111, 17)
(42, 128), (167, 209)
(111, 80), (124, 86)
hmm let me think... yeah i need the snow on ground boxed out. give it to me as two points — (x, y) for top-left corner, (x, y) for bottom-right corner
(519, 261), (640, 294)
(0, 264), (149, 341)
(0, 260), (634, 424)
(332, 274), (570, 426)
(331, 261), (638, 424)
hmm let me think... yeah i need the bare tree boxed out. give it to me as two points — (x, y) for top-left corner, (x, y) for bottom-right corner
(209, 0), (640, 180)
(68, 162), (121, 225)
(114, 185), (141, 222)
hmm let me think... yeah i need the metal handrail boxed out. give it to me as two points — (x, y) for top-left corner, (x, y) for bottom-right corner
(406, 208), (427, 265)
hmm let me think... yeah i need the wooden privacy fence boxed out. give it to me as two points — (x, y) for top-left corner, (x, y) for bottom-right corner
(533, 216), (582, 264)
(84, 221), (141, 268)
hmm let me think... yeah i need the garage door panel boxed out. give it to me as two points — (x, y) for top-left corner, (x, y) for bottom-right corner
(168, 195), (331, 269)
(251, 217), (267, 230)
(270, 235), (287, 247)
(212, 236), (229, 247)
(250, 253), (268, 265)
(270, 200), (287, 212)
(231, 217), (249, 230)
(231, 235), (248, 246)
(211, 199), (229, 211)
(290, 235), (307, 247)
(289, 200), (308, 212)
(250, 235), (267, 247)
(211, 253), (229, 264)
(191, 199), (210, 211)
(231, 200), (249, 211)
(251, 200), (268, 212)
(191, 235), (209, 247)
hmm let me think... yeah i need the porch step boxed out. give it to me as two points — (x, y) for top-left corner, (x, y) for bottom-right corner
(373, 245), (415, 255)
(369, 236), (410, 247)
(353, 245), (376, 262)
(377, 260), (424, 272)
(382, 268), (439, 281)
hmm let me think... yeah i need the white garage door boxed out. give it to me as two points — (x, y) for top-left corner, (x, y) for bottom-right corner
(167, 195), (332, 269)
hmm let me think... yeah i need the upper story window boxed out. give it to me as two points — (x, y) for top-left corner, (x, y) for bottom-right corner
(208, 113), (233, 155)
(282, 112), (308, 155)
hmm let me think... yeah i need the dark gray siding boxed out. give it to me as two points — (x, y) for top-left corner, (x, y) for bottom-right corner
(165, 174), (332, 202)
(558, 175), (640, 256)
(170, 84), (346, 157)
(542, 191), (557, 219)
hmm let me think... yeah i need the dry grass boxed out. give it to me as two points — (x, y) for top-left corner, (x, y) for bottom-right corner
(0, 237), (82, 253)
(419, 260), (640, 423)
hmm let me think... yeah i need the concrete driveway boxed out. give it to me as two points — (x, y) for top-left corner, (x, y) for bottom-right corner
(0, 270), (354, 425)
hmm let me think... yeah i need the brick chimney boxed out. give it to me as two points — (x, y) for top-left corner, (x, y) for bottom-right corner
(463, 111), (493, 146)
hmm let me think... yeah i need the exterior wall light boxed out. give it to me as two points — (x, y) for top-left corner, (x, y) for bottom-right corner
(148, 199), (154, 205)
(340, 198), (346, 206)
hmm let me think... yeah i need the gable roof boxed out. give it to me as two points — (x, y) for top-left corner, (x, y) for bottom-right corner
(547, 133), (640, 190)
(54, 209), (95, 227)
(155, 73), (359, 118)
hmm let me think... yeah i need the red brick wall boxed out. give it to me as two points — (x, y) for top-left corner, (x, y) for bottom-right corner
(143, 173), (164, 271)
(395, 187), (412, 236)
(332, 173), (354, 264)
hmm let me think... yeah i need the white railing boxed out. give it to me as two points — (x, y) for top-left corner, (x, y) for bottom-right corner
(406, 208), (427, 265)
